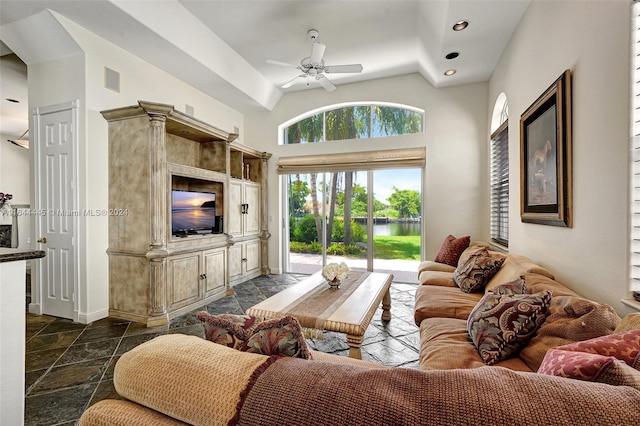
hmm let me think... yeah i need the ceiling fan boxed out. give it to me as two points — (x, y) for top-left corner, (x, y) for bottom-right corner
(266, 29), (363, 92)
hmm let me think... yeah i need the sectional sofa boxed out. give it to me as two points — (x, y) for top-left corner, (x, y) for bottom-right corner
(79, 242), (640, 425)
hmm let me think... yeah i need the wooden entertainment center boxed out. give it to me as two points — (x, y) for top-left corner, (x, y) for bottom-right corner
(101, 101), (271, 326)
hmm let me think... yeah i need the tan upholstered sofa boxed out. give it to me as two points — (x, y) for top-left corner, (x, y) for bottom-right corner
(79, 242), (640, 425)
(79, 333), (640, 426)
(414, 242), (629, 371)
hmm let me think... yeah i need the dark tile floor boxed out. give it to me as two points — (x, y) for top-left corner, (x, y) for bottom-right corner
(24, 273), (420, 426)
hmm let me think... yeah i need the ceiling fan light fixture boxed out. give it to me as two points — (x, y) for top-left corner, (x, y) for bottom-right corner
(444, 69), (457, 76)
(445, 52), (459, 60)
(453, 20), (469, 31)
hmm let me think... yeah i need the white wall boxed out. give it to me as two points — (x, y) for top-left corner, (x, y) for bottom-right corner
(489, 0), (633, 314)
(245, 73), (489, 274)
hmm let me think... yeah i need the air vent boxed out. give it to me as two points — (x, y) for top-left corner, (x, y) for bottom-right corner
(104, 67), (120, 93)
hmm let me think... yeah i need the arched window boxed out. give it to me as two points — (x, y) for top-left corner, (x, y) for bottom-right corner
(280, 102), (424, 145)
(490, 93), (509, 247)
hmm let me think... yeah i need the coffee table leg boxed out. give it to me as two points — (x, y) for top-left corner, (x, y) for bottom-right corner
(346, 335), (363, 359)
(381, 288), (391, 321)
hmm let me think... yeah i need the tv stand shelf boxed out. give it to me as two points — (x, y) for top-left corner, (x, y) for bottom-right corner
(101, 101), (271, 326)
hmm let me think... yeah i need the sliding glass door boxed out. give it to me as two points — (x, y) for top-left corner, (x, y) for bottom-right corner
(284, 168), (421, 283)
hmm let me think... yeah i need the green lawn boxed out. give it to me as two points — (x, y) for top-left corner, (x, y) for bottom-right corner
(372, 235), (421, 260)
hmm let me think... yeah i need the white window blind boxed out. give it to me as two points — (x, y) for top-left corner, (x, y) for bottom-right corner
(631, 1), (640, 292)
(490, 121), (509, 247)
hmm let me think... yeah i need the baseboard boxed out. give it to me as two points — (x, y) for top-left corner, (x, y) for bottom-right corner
(28, 303), (41, 315)
(78, 308), (109, 324)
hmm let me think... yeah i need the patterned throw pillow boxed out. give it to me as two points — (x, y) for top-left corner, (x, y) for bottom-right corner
(467, 290), (552, 365)
(197, 312), (259, 349)
(240, 315), (313, 360)
(545, 329), (640, 370)
(453, 249), (505, 293)
(434, 235), (471, 267)
(538, 349), (640, 390)
(489, 277), (527, 295)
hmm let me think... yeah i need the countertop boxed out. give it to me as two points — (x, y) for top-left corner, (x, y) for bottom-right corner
(0, 248), (45, 263)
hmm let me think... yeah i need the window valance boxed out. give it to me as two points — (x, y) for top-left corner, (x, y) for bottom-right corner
(277, 147), (425, 174)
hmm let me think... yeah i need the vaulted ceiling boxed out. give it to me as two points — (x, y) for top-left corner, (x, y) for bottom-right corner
(0, 0), (530, 140)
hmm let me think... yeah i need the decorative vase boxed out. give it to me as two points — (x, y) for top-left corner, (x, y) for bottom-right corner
(328, 278), (341, 289)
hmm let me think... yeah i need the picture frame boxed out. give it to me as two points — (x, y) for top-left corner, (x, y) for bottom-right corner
(520, 69), (572, 227)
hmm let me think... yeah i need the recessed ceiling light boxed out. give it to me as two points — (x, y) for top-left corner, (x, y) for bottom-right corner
(445, 52), (459, 60)
(444, 69), (457, 76)
(453, 20), (469, 31)
(5, 98), (19, 103)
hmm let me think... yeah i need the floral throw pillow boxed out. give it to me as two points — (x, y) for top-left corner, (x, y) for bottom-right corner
(197, 312), (259, 349)
(467, 290), (552, 365)
(453, 249), (505, 293)
(239, 315), (313, 360)
(489, 277), (527, 295)
(538, 349), (640, 390)
(434, 234), (471, 267)
(544, 329), (640, 370)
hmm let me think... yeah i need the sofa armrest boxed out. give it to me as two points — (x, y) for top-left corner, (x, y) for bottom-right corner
(417, 260), (456, 277)
(79, 400), (187, 426)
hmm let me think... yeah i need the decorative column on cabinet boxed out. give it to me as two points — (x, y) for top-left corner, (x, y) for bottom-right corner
(259, 153), (271, 275)
(146, 110), (169, 321)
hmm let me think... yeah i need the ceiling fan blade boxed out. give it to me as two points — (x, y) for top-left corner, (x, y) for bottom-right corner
(265, 59), (299, 69)
(317, 75), (336, 92)
(281, 74), (305, 89)
(324, 64), (363, 74)
(310, 42), (326, 65)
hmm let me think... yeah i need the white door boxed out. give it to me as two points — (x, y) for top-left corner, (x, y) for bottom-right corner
(33, 101), (78, 320)
(244, 183), (260, 236)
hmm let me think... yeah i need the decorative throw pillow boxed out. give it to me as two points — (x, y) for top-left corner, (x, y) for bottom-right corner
(547, 329), (640, 370)
(467, 290), (552, 365)
(488, 277), (527, 295)
(434, 235), (471, 267)
(197, 312), (259, 349)
(453, 249), (505, 293)
(239, 315), (313, 360)
(538, 349), (640, 390)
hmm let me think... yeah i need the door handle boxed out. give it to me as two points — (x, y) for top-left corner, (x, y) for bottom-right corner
(37, 237), (47, 244)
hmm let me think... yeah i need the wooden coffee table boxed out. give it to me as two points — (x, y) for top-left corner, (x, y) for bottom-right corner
(246, 270), (393, 359)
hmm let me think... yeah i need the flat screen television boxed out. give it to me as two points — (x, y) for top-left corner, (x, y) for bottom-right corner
(171, 190), (221, 235)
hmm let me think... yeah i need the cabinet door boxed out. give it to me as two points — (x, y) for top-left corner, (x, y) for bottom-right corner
(244, 183), (260, 236)
(167, 253), (201, 310)
(227, 180), (243, 237)
(244, 239), (261, 275)
(203, 248), (226, 297)
(228, 244), (243, 283)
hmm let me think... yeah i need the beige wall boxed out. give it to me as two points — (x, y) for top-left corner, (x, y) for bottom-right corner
(245, 73), (490, 274)
(489, 0), (633, 314)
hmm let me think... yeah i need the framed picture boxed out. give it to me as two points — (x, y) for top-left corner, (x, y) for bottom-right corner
(520, 69), (572, 227)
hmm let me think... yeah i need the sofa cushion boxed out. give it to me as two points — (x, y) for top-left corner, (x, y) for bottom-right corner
(484, 255), (555, 293)
(418, 270), (457, 287)
(419, 317), (532, 371)
(519, 272), (578, 297)
(453, 249), (505, 293)
(467, 290), (552, 365)
(114, 334), (268, 426)
(417, 261), (456, 278)
(538, 350), (640, 390)
(197, 312), (259, 349)
(414, 285), (484, 324)
(239, 315), (313, 360)
(614, 313), (640, 333)
(434, 234), (470, 266)
(519, 295), (621, 371)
